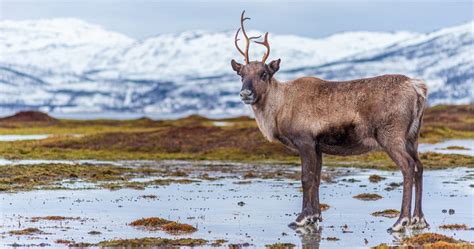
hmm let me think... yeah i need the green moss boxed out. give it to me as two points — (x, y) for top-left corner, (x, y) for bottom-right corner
(403, 233), (460, 245)
(68, 242), (97, 247)
(30, 216), (80, 222)
(439, 224), (469, 230)
(98, 237), (207, 247)
(369, 174), (386, 183)
(161, 222), (197, 234)
(129, 217), (197, 234)
(130, 217), (171, 228)
(371, 209), (400, 218)
(211, 239), (228, 246)
(420, 126), (474, 143)
(0, 163), (171, 192)
(266, 242), (296, 248)
(9, 227), (43, 235)
(353, 193), (383, 201)
(326, 151), (474, 170)
(100, 178), (199, 190)
(444, 146), (470, 150)
(54, 239), (73, 245)
(373, 232), (473, 249)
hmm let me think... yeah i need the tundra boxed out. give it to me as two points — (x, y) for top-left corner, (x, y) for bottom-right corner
(230, 11), (428, 232)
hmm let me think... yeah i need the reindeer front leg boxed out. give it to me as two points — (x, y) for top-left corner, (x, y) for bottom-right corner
(290, 139), (322, 227)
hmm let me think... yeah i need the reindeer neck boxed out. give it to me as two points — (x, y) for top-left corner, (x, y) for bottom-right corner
(251, 78), (284, 142)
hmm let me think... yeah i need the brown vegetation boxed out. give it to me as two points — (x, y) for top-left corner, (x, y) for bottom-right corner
(371, 209), (400, 218)
(30, 216), (80, 222)
(353, 193), (383, 201)
(0, 111), (57, 124)
(129, 217), (171, 229)
(404, 233), (459, 244)
(369, 174), (386, 183)
(0, 105), (472, 168)
(161, 222), (197, 234)
(266, 243), (296, 248)
(129, 217), (197, 234)
(54, 239), (73, 245)
(374, 232), (473, 248)
(98, 237), (208, 247)
(9, 227), (43, 235)
(439, 224), (470, 230)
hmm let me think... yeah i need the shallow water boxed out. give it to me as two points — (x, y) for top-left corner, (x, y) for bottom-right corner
(418, 139), (474, 156)
(0, 159), (148, 166)
(0, 163), (472, 248)
(0, 134), (50, 141)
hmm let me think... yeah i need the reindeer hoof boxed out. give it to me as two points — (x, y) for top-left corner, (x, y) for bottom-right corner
(410, 216), (429, 229)
(387, 217), (410, 233)
(292, 225), (321, 235)
(289, 213), (321, 228)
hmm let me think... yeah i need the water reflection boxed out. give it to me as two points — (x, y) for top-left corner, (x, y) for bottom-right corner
(294, 226), (322, 249)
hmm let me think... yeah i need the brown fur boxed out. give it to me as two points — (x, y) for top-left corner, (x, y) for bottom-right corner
(231, 60), (428, 231)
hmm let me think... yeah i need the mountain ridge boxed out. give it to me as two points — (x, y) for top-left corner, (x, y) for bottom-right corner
(0, 19), (472, 117)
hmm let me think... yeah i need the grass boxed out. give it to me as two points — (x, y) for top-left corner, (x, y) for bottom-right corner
(0, 105), (472, 169)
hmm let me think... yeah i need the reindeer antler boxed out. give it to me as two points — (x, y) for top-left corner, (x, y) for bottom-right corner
(234, 10), (261, 64)
(254, 32), (270, 64)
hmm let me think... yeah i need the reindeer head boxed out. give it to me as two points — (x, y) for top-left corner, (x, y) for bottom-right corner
(231, 11), (281, 105)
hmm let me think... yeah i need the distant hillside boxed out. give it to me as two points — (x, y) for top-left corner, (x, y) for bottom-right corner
(0, 111), (57, 123)
(0, 19), (472, 117)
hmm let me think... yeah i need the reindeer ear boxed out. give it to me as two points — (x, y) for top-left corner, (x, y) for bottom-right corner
(231, 59), (243, 75)
(268, 59), (281, 75)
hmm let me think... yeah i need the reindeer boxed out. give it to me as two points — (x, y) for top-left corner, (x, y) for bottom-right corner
(230, 11), (428, 232)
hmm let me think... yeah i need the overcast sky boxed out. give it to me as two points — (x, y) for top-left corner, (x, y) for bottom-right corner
(1, 0), (473, 39)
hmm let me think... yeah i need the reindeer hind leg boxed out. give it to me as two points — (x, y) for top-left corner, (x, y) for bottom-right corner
(406, 139), (429, 229)
(377, 132), (415, 232)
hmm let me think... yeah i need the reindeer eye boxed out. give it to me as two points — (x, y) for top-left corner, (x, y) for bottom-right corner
(261, 72), (267, 80)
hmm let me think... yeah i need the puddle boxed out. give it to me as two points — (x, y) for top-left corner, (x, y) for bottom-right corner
(0, 163), (472, 248)
(0, 159), (139, 166)
(212, 121), (232, 127)
(419, 139), (474, 156)
(0, 134), (50, 141)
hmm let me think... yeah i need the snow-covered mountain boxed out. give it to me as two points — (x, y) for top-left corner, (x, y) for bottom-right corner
(0, 18), (472, 117)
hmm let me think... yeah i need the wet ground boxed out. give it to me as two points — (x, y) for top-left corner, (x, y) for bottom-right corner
(418, 139), (474, 156)
(0, 160), (473, 248)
